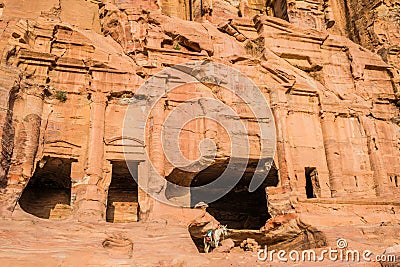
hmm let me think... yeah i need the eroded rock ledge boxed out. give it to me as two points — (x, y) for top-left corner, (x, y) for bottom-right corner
(0, 0), (398, 263)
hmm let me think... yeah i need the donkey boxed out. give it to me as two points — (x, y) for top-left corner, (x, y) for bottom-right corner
(203, 225), (228, 253)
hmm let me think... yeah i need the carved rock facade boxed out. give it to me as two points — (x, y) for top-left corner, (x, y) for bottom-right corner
(0, 0), (399, 264)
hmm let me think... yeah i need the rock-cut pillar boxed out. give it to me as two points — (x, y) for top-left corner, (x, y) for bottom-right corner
(271, 104), (293, 190)
(75, 92), (107, 222)
(359, 116), (389, 196)
(320, 112), (345, 197)
(5, 88), (43, 214)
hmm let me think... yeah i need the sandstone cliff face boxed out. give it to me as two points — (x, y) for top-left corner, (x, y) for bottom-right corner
(0, 0), (399, 266)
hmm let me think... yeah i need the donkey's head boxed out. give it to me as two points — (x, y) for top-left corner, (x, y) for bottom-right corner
(220, 225), (228, 236)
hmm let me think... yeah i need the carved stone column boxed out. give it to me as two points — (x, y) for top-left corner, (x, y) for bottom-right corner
(272, 104), (294, 190)
(359, 116), (390, 196)
(148, 99), (166, 193)
(75, 92), (107, 222)
(137, 160), (151, 221)
(320, 112), (345, 197)
(5, 86), (43, 213)
(146, 99), (168, 216)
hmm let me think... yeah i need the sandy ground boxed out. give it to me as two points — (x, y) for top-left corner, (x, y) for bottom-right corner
(1, 214), (397, 267)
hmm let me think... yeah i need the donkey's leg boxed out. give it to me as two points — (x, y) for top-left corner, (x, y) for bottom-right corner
(204, 239), (209, 253)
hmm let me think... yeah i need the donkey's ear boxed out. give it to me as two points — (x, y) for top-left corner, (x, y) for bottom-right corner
(225, 225), (228, 228)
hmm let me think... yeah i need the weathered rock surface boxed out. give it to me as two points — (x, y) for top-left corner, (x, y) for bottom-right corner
(213, 238), (235, 253)
(0, 0), (399, 266)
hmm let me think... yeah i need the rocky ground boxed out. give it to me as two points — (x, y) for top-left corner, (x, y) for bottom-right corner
(0, 211), (398, 267)
(0, 1), (399, 266)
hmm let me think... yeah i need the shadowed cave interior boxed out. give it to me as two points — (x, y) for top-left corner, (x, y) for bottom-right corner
(106, 161), (139, 223)
(19, 157), (73, 219)
(188, 160), (279, 252)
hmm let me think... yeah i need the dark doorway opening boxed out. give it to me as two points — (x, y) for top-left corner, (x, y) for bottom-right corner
(266, 0), (289, 21)
(305, 167), (319, 199)
(19, 157), (73, 220)
(190, 159), (278, 230)
(106, 161), (139, 223)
